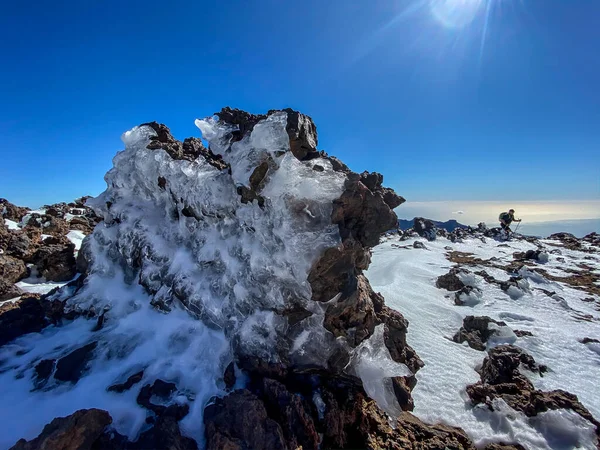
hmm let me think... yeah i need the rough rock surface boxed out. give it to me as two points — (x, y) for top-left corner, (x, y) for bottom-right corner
(436, 268), (466, 291)
(9, 408), (112, 450)
(27, 236), (77, 282)
(467, 345), (599, 439)
(0, 295), (47, 346)
(54, 341), (98, 383)
(453, 315), (507, 351)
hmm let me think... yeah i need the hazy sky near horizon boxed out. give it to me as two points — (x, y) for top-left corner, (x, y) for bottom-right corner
(1, 0), (599, 208)
(397, 200), (600, 225)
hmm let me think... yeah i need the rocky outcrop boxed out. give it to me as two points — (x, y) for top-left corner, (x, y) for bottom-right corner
(9, 408), (112, 450)
(513, 249), (548, 263)
(54, 342), (98, 383)
(1, 198), (29, 222)
(204, 390), (287, 450)
(204, 376), (478, 450)
(0, 295), (47, 346)
(453, 316), (507, 351)
(0, 243), (29, 300)
(467, 345), (599, 439)
(436, 268), (466, 291)
(26, 236), (76, 282)
(10, 408), (197, 450)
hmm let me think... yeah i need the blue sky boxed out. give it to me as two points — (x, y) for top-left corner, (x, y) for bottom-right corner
(1, 0), (599, 208)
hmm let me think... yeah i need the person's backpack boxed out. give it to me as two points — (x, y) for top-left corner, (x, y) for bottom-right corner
(499, 212), (510, 222)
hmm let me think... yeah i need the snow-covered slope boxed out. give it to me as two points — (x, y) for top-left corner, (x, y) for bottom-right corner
(368, 231), (600, 449)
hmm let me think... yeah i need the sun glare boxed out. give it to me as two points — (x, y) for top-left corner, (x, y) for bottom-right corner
(430, 0), (485, 28)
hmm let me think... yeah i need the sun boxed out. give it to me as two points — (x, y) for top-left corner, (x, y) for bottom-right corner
(430, 0), (485, 28)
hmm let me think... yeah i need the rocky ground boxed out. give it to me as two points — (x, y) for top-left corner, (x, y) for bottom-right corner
(368, 220), (600, 449)
(0, 110), (598, 450)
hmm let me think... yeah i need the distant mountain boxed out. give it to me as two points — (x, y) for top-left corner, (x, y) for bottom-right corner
(398, 217), (468, 232)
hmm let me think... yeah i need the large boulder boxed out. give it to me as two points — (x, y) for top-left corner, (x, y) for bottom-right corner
(9, 408), (112, 450)
(0, 198), (29, 222)
(0, 295), (47, 347)
(27, 236), (76, 282)
(204, 390), (287, 450)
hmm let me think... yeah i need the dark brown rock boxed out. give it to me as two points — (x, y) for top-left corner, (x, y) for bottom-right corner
(108, 370), (144, 393)
(466, 345), (600, 439)
(0, 295), (47, 347)
(9, 408), (112, 450)
(132, 416), (197, 450)
(436, 268), (466, 291)
(1, 198), (30, 222)
(332, 178), (399, 248)
(34, 359), (55, 386)
(323, 274), (377, 347)
(260, 378), (319, 450)
(215, 107), (266, 143)
(514, 330), (533, 337)
(143, 122), (229, 171)
(224, 362), (236, 391)
(204, 390), (287, 450)
(27, 236), (76, 282)
(0, 280), (24, 302)
(54, 341), (98, 383)
(453, 316), (507, 351)
(278, 108), (318, 160)
(0, 254), (28, 284)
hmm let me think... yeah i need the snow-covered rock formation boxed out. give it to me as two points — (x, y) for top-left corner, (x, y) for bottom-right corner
(2, 108), (599, 450)
(0, 108), (434, 450)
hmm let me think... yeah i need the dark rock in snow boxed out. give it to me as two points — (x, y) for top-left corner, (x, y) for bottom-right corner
(108, 370), (144, 393)
(413, 240), (427, 249)
(514, 330), (533, 337)
(54, 341), (98, 383)
(223, 362), (236, 390)
(453, 316), (507, 351)
(136, 379), (189, 420)
(467, 345), (599, 438)
(436, 268), (466, 291)
(33, 359), (56, 387)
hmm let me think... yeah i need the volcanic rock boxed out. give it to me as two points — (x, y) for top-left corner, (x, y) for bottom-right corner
(436, 268), (466, 291)
(9, 408), (112, 450)
(453, 316), (507, 351)
(54, 341), (98, 383)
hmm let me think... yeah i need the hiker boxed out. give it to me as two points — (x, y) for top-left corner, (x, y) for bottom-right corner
(499, 209), (521, 234)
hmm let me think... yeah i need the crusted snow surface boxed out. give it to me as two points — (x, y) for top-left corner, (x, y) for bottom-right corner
(66, 229), (86, 253)
(15, 266), (74, 296)
(0, 112), (368, 448)
(367, 234), (600, 449)
(4, 218), (19, 230)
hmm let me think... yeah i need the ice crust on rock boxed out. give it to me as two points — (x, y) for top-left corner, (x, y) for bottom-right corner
(0, 110), (409, 448)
